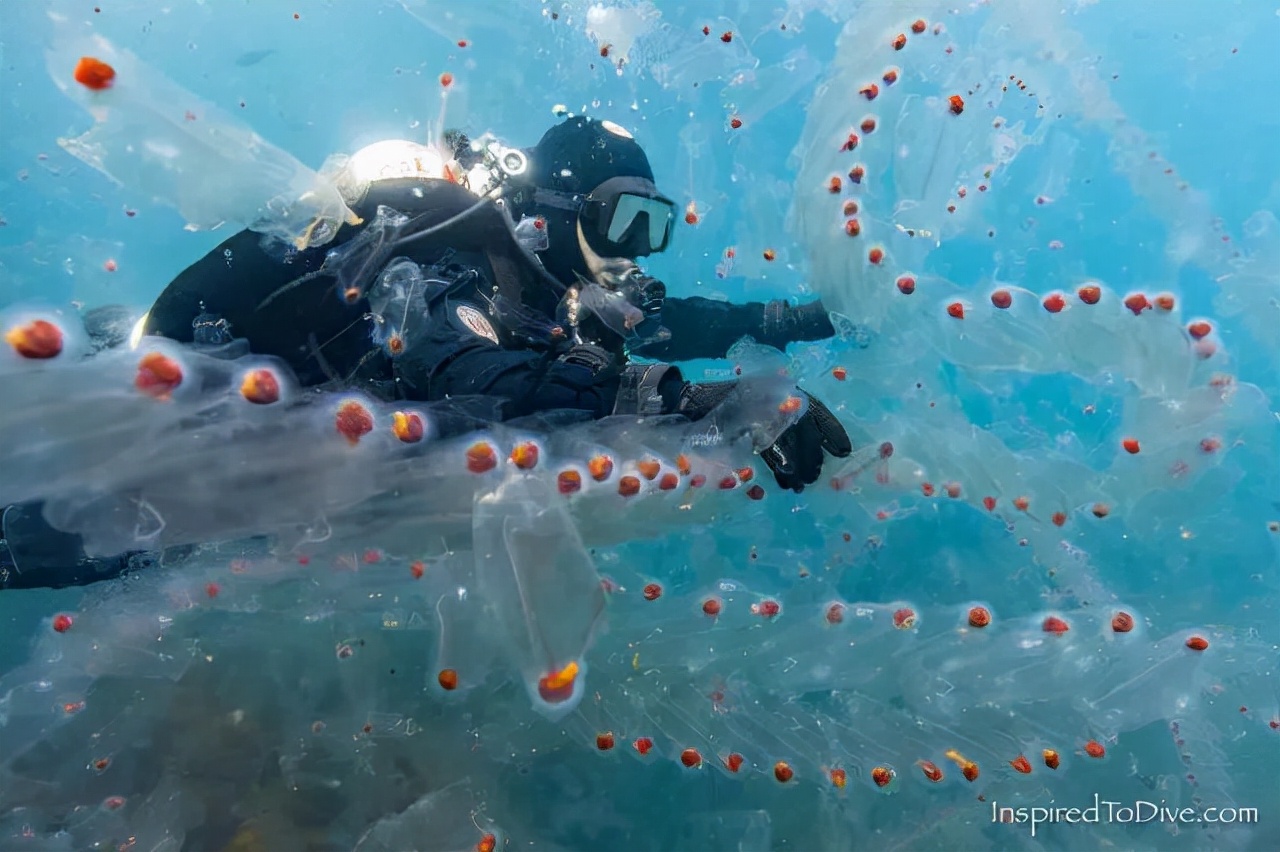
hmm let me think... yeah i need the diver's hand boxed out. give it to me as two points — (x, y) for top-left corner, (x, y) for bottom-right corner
(672, 382), (852, 492)
(761, 299), (836, 348)
(761, 392), (851, 492)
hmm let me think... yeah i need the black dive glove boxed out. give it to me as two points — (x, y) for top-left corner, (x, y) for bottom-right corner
(674, 382), (852, 493)
(759, 392), (851, 492)
(760, 299), (836, 349)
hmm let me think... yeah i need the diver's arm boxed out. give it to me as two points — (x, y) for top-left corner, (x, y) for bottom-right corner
(395, 291), (682, 419)
(640, 296), (835, 361)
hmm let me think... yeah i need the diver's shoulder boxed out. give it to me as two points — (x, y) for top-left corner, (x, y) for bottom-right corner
(356, 177), (485, 221)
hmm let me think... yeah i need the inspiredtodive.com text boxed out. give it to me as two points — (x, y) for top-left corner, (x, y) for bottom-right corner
(992, 795), (1259, 837)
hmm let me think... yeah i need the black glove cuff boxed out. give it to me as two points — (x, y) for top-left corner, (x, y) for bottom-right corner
(675, 380), (739, 420)
(613, 363), (682, 416)
(557, 343), (614, 375)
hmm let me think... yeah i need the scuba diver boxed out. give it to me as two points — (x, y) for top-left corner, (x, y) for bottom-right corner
(0, 116), (851, 590)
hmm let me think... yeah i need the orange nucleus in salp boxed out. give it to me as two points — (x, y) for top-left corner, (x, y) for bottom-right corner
(778, 395), (803, 415)
(1186, 635), (1209, 651)
(871, 765), (895, 787)
(967, 606), (991, 628)
(335, 401), (375, 445)
(391, 411), (424, 443)
(637, 459), (661, 480)
(557, 469), (583, 494)
(618, 475), (641, 497)
(1111, 611), (1135, 633)
(509, 441), (539, 470)
(537, 661), (579, 704)
(991, 289), (1012, 309)
(74, 56), (115, 90)
(773, 761), (794, 783)
(892, 607), (916, 629)
(1123, 293), (1151, 315)
(596, 732), (615, 751)
(755, 599), (781, 618)
(701, 597), (722, 617)
(633, 737), (654, 755)
(829, 767), (847, 788)
(1122, 437), (1141, 454)
(945, 749), (980, 781)
(134, 352), (183, 399)
(6, 319), (63, 359)
(438, 669), (458, 690)
(892, 33), (907, 50)
(825, 602), (845, 624)
(466, 441), (498, 473)
(947, 301), (965, 319)
(948, 94), (965, 114)
(1043, 615), (1070, 634)
(658, 472), (679, 490)
(723, 752), (744, 772)
(1043, 749), (1061, 769)
(897, 275), (916, 295)
(240, 369), (281, 405)
(917, 760), (943, 782)
(1083, 740), (1106, 759)
(1078, 283), (1102, 304)
(680, 748), (702, 768)
(1187, 320), (1212, 339)
(588, 454), (614, 481)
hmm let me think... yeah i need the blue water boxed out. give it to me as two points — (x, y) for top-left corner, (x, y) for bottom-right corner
(2, 1), (1279, 850)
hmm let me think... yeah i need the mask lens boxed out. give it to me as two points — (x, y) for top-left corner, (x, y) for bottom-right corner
(607, 194), (673, 252)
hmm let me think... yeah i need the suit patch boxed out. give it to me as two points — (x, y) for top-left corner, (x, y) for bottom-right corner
(455, 304), (499, 344)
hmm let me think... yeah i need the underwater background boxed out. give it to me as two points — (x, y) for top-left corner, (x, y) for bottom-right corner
(1, 0), (1279, 849)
